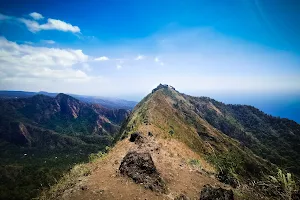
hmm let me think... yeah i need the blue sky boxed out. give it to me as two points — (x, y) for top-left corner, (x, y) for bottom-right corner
(0, 0), (299, 107)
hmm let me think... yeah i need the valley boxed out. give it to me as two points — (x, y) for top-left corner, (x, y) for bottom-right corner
(0, 93), (130, 200)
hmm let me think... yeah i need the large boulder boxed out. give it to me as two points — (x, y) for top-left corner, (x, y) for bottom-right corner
(200, 185), (234, 200)
(119, 151), (166, 193)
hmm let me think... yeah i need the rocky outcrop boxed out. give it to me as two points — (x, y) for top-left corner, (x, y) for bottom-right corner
(119, 151), (167, 193)
(55, 93), (82, 118)
(174, 194), (190, 200)
(2, 122), (31, 146)
(199, 185), (234, 200)
(129, 132), (144, 144)
(152, 83), (175, 93)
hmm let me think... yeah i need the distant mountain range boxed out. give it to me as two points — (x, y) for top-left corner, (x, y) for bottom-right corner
(0, 90), (137, 110)
(0, 93), (130, 199)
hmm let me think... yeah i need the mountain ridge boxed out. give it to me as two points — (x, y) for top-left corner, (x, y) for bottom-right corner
(47, 84), (300, 200)
(2, 85), (299, 200)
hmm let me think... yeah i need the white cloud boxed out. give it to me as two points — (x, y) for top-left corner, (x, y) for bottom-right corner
(95, 56), (109, 61)
(0, 12), (80, 33)
(0, 37), (90, 82)
(135, 54), (145, 60)
(19, 18), (80, 33)
(40, 18), (80, 32)
(29, 12), (44, 20)
(41, 40), (55, 44)
(18, 18), (40, 32)
(116, 65), (122, 70)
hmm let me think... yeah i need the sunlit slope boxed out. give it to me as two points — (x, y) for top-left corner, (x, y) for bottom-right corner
(119, 84), (274, 182)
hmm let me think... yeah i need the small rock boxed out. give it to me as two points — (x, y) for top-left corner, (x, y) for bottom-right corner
(81, 185), (88, 191)
(96, 189), (104, 194)
(148, 132), (153, 137)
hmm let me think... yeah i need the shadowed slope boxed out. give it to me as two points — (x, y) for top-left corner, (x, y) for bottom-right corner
(184, 95), (300, 177)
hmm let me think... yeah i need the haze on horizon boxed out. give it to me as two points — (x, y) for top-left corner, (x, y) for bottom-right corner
(0, 0), (299, 121)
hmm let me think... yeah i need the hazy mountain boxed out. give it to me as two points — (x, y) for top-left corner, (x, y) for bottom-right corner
(0, 90), (137, 110)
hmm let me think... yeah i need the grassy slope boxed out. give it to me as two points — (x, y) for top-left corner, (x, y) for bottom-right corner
(185, 95), (300, 178)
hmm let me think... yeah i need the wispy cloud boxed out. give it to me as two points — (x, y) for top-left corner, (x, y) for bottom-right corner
(29, 12), (44, 20)
(95, 56), (109, 61)
(135, 54), (145, 60)
(154, 57), (164, 66)
(41, 40), (55, 44)
(0, 12), (80, 33)
(0, 13), (11, 20)
(24, 41), (34, 45)
(116, 64), (122, 70)
(19, 18), (80, 33)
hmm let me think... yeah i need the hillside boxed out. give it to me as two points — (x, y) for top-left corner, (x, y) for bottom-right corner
(184, 95), (300, 177)
(45, 84), (299, 200)
(0, 93), (130, 200)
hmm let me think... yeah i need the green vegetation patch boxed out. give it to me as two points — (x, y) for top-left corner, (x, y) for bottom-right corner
(188, 159), (202, 170)
(39, 164), (91, 200)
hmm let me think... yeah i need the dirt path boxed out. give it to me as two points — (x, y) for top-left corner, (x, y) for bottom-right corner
(60, 131), (227, 200)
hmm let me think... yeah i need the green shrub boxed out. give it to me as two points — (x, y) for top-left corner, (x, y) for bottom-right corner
(88, 151), (107, 162)
(188, 159), (202, 169)
(269, 168), (296, 200)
